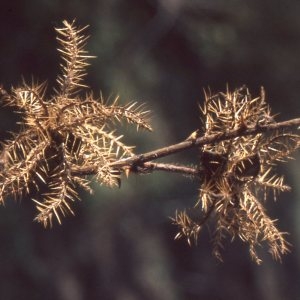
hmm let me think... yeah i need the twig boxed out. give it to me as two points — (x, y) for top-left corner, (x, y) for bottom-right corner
(136, 162), (199, 176)
(71, 117), (300, 177)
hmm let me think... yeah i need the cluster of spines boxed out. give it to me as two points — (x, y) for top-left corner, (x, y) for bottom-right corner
(0, 20), (152, 227)
(55, 20), (93, 96)
(174, 86), (299, 264)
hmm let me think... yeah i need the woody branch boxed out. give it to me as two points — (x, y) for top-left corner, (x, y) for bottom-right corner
(71, 117), (300, 177)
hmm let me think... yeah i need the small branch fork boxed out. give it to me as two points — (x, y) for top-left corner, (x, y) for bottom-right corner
(71, 117), (300, 178)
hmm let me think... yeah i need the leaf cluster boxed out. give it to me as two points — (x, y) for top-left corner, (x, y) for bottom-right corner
(173, 86), (299, 264)
(0, 20), (151, 227)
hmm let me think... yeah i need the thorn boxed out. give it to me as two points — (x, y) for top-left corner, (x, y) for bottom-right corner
(174, 232), (181, 240)
(123, 167), (130, 178)
(185, 130), (200, 142)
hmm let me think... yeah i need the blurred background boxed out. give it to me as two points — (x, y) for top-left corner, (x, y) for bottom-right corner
(0, 0), (299, 299)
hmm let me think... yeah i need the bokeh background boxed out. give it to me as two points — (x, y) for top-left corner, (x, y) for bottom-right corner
(0, 1), (299, 299)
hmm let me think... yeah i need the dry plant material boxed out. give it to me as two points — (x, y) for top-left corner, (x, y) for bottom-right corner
(0, 20), (151, 227)
(0, 21), (299, 264)
(173, 86), (299, 264)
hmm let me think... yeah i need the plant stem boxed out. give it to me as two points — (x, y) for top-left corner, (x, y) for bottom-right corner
(71, 117), (300, 177)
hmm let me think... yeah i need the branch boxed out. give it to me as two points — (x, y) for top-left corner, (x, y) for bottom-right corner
(71, 117), (300, 177)
(134, 162), (199, 176)
(71, 161), (199, 177)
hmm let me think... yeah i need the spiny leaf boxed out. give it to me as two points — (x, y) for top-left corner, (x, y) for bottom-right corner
(175, 86), (299, 264)
(0, 20), (152, 227)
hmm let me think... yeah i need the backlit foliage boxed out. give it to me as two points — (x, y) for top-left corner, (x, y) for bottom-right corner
(0, 20), (152, 227)
(173, 87), (299, 264)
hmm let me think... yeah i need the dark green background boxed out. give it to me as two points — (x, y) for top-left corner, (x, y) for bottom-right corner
(0, 1), (299, 299)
